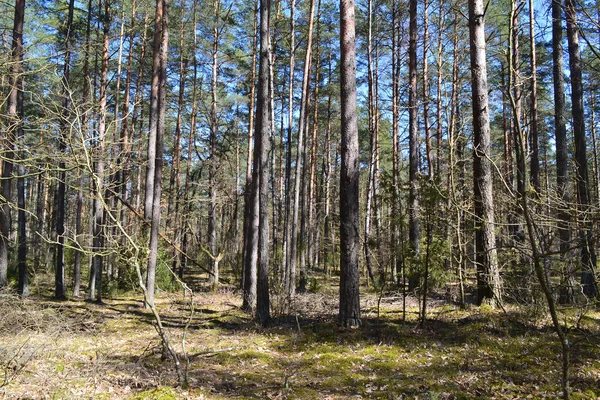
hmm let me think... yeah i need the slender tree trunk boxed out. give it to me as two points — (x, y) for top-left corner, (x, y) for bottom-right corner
(267, 1), (279, 278)
(373, 23), (384, 282)
(307, 0), (322, 283)
(448, 12), (464, 307)
(565, 0), (598, 297)
(209, 0), (221, 290)
(168, 0), (186, 276)
(55, 0), (76, 300)
(290, 0), (316, 296)
(435, 0), (444, 178)
(145, 0), (165, 221)
(168, 7), (188, 223)
(0, 0), (25, 288)
(338, 0), (360, 328)
(322, 50), (333, 275)
(253, 0), (271, 325)
(146, 0), (169, 307)
(283, 0), (295, 298)
(242, 0), (259, 308)
(74, 0), (94, 297)
(408, 0), (420, 272)
(528, 0), (540, 193)
(468, 0), (502, 306)
(118, 0), (136, 232)
(422, 0), (433, 179)
(391, 0), (400, 284)
(502, 63), (514, 189)
(132, 13), (149, 216)
(591, 96), (600, 204)
(511, 1), (525, 202)
(7, 0), (26, 295)
(364, 0), (377, 286)
(90, 0), (111, 303)
(242, 0), (258, 296)
(552, 0), (574, 303)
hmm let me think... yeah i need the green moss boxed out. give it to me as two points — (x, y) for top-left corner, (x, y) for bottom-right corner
(570, 390), (598, 400)
(127, 387), (178, 400)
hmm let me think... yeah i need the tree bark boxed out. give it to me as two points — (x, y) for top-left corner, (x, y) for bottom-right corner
(565, 0), (598, 298)
(338, 0), (360, 328)
(7, 0), (26, 296)
(551, 0), (572, 303)
(242, 0), (258, 295)
(391, 0), (400, 284)
(283, 0), (295, 298)
(364, 0), (377, 286)
(209, 0), (221, 291)
(290, 0), (316, 296)
(0, 0), (25, 288)
(528, 0), (540, 193)
(253, 0), (271, 325)
(422, 0), (433, 179)
(74, 0), (94, 297)
(55, 0), (76, 300)
(468, 0), (502, 306)
(242, 0), (259, 310)
(89, 0), (111, 303)
(408, 0), (421, 270)
(146, 0), (169, 307)
(145, 0), (165, 221)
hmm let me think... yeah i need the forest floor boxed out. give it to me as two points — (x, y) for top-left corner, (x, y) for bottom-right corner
(1, 271), (599, 400)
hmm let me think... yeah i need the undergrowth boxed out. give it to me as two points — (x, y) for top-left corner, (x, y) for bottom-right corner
(1, 274), (599, 399)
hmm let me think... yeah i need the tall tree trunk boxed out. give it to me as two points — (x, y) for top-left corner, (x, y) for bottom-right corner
(146, 0), (169, 307)
(468, 0), (502, 306)
(338, 0), (360, 328)
(435, 0), (444, 178)
(448, 11), (464, 307)
(131, 12), (149, 217)
(209, 0), (221, 290)
(268, 1), (280, 278)
(168, 3), (187, 276)
(283, 0), (296, 298)
(422, 0), (433, 179)
(118, 0), (136, 232)
(408, 0), (421, 287)
(373, 23), (384, 282)
(591, 96), (600, 203)
(391, 0), (400, 284)
(242, 0), (258, 296)
(322, 50), (333, 276)
(180, 0), (198, 279)
(6, 0), (26, 294)
(528, 0), (540, 193)
(307, 0), (322, 283)
(55, 0), (76, 300)
(565, 0), (598, 297)
(145, 0), (166, 221)
(364, 0), (377, 286)
(90, 0), (111, 303)
(0, 0), (23, 287)
(290, 0), (316, 296)
(511, 1), (525, 201)
(502, 62), (513, 189)
(254, 0), (271, 325)
(74, 0), (94, 297)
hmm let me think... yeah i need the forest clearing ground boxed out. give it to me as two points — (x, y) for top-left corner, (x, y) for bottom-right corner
(1, 273), (599, 399)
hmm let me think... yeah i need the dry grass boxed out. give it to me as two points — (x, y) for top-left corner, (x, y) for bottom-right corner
(1, 277), (599, 399)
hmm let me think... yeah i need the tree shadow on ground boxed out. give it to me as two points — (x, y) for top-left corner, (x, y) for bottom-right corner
(11, 287), (599, 399)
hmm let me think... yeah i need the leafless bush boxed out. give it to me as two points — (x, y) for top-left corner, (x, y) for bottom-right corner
(0, 293), (95, 336)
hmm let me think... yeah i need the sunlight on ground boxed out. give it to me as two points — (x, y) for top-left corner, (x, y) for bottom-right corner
(1, 281), (599, 399)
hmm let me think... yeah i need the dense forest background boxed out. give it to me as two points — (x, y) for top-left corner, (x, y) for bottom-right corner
(1, 0), (600, 398)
